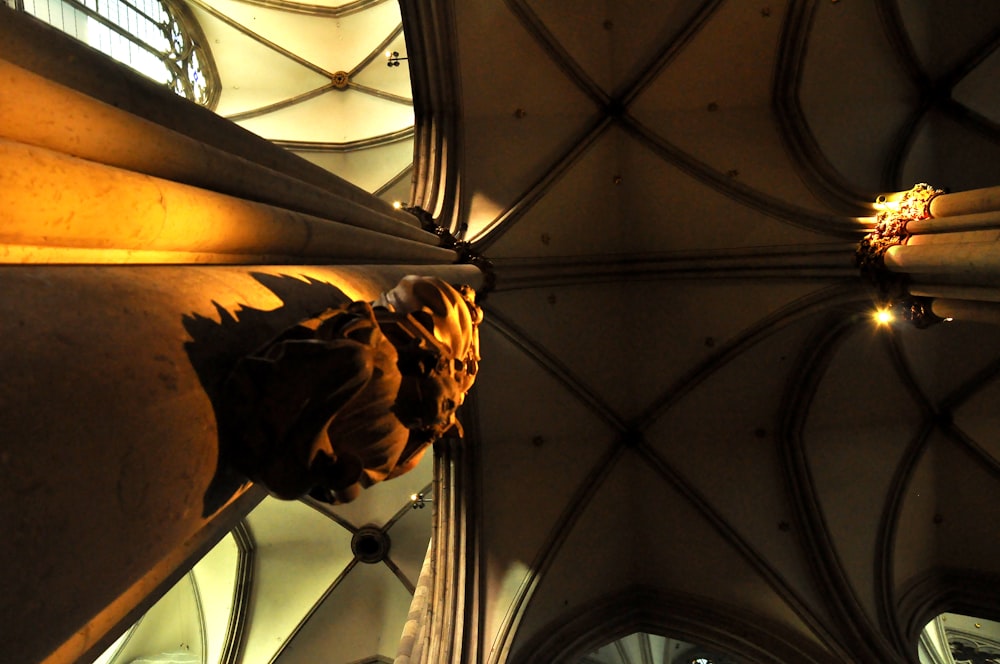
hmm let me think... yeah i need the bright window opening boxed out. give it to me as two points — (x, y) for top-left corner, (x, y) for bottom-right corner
(10, 0), (216, 105)
(919, 612), (1000, 664)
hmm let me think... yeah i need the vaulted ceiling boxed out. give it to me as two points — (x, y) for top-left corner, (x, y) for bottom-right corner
(195, 0), (416, 199)
(451, 0), (1000, 662)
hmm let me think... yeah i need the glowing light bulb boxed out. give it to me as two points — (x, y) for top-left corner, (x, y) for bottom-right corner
(392, 201), (402, 209)
(874, 309), (894, 325)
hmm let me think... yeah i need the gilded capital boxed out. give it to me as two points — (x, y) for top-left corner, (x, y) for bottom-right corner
(856, 183), (943, 274)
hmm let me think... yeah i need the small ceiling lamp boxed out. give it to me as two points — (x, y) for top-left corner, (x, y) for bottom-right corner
(873, 308), (894, 325)
(386, 50), (409, 67)
(410, 492), (432, 509)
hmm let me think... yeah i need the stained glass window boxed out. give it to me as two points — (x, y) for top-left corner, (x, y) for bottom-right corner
(9, 0), (217, 106)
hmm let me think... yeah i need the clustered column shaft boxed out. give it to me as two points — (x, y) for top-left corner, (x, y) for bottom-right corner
(857, 183), (1000, 326)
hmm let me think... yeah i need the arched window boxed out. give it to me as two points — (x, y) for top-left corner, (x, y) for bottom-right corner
(9, 0), (218, 106)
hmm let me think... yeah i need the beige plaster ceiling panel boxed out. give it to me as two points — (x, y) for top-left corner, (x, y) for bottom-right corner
(507, 450), (832, 664)
(889, 430), (946, 593)
(453, 3), (602, 239)
(798, 1), (915, 193)
(319, 450), (432, 529)
(954, 380), (1000, 466)
(954, 48), (1000, 126)
(928, 433), (1000, 573)
(485, 282), (644, 421)
(803, 325), (924, 624)
(190, 6), (330, 116)
(292, 137), (415, 192)
(242, 499), (355, 664)
(628, 0), (782, 112)
(272, 560), (414, 664)
(644, 313), (842, 629)
(382, 504), (434, 586)
(618, 142), (838, 250)
(351, 30), (413, 98)
(636, 106), (830, 212)
(897, 0), (1000, 80)
(901, 111), (1000, 192)
(183, 0), (414, 196)
(474, 323), (621, 651)
(488, 281), (827, 423)
(194, 0), (400, 73)
(234, 90), (413, 142)
(485, 129), (628, 259)
(897, 319), (1000, 405)
(519, 0), (616, 91)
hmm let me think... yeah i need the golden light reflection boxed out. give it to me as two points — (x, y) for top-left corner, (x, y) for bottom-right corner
(873, 308), (894, 325)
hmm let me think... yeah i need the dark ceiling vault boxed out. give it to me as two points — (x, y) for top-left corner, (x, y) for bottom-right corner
(414, 0), (1000, 661)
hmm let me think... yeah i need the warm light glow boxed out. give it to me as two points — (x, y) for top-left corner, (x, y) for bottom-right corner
(874, 309), (894, 325)
(392, 201), (402, 209)
(944, 317), (954, 322)
(409, 493), (418, 501)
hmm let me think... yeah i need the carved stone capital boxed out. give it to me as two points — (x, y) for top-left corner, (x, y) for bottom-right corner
(222, 276), (483, 503)
(878, 182), (943, 221)
(857, 184), (945, 329)
(856, 183), (944, 275)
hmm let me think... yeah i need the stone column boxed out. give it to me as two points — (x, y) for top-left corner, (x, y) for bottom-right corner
(394, 434), (480, 664)
(0, 263), (482, 664)
(0, 10), (485, 664)
(856, 183), (1000, 326)
(395, 540), (434, 664)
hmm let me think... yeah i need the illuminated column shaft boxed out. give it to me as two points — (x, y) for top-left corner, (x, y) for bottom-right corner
(1, 264), (482, 664)
(0, 60), (431, 245)
(885, 241), (1000, 280)
(930, 299), (1000, 326)
(0, 8), (417, 230)
(0, 138), (454, 264)
(396, 541), (434, 664)
(860, 184), (1000, 325)
(929, 185), (1000, 219)
(879, 185), (1000, 280)
(0, 11), (486, 664)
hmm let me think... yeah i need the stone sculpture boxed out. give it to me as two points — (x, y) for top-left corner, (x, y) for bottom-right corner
(223, 276), (481, 503)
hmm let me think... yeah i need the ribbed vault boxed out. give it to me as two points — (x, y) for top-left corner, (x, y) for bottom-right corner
(430, 1), (1000, 662)
(93, 456), (434, 664)
(192, 0), (416, 198)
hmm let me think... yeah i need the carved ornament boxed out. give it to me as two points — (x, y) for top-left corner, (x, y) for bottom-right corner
(856, 184), (945, 328)
(223, 276), (482, 504)
(855, 183), (943, 275)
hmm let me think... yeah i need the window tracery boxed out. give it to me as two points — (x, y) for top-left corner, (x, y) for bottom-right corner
(8, 0), (218, 106)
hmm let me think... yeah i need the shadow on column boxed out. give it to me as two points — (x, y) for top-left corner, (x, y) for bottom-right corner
(182, 272), (350, 516)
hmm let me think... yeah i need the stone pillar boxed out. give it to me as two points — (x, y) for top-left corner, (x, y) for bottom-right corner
(396, 540), (434, 664)
(0, 60), (433, 247)
(393, 434), (481, 664)
(0, 264), (482, 664)
(0, 10), (485, 664)
(856, 183), (1000, 326)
